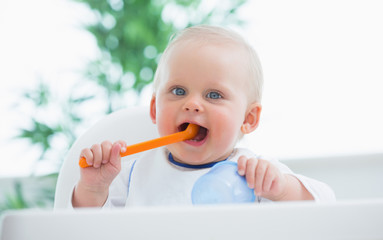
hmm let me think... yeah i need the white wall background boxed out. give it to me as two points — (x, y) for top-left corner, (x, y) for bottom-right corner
(0, 0), (382, 177)
(237, 0), (383, 159)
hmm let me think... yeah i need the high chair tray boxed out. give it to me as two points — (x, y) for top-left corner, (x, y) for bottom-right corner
(1, 199), (382, 240)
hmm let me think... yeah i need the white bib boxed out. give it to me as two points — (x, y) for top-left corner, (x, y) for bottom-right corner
(125, 147), (256, 206)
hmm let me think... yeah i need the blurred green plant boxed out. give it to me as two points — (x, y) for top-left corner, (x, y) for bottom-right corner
(0, 182), (29, 213)
(8, 0), (247, 211)
(0, 174), (57, 215)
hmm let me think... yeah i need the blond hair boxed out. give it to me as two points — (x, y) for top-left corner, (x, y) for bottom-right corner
(153, 25), (263, 103)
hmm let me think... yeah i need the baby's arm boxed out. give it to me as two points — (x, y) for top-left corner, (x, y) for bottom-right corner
(237, 156), (314, 201)
(72, 140), (127, 207)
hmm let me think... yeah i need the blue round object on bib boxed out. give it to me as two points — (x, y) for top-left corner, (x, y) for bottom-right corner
(191, 161), (255, 204)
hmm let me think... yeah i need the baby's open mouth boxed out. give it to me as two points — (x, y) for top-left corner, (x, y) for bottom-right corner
(179, 123), (208, 142)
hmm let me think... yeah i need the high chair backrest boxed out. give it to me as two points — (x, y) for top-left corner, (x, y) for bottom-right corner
(54, 106), (158, 209)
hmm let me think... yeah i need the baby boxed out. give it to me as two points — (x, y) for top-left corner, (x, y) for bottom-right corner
(72, 25), (335, 207)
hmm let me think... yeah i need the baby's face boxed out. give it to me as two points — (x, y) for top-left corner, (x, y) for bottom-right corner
(151, 42), (252, 165)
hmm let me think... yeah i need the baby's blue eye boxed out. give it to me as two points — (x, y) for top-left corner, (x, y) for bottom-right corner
(172, 87), (186, 96)
(206, 91), (222, 99)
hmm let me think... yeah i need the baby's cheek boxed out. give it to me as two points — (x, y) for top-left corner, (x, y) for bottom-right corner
(213, 121), (240, 145)
(213, 134), (237, 153)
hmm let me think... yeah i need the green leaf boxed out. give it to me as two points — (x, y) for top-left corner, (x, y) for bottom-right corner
(17, 119), (58, 152)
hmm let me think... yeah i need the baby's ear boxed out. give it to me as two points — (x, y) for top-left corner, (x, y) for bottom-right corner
(241, 103), (262, 134)
(150, 95), (157, 124)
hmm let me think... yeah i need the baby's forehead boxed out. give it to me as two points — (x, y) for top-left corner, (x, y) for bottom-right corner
(166, 39), (248, 65)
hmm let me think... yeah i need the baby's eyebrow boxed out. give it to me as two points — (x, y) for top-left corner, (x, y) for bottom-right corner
(165, 78), (184, 86)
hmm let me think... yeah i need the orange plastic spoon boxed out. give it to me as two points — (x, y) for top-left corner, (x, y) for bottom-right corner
(79, 123), (200, 168)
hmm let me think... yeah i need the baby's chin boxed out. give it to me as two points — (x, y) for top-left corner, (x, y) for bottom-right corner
(170, 149), (231, 166)
(169, 150), (208, 165)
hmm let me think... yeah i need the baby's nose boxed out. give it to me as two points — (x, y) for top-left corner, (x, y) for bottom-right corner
(184, 99), (203, 113)
(185, 106), (200, 112)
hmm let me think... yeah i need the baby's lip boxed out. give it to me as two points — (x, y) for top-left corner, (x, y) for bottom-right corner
(178, 122), (208, 142)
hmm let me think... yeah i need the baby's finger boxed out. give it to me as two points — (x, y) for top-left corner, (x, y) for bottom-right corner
(80, 148), (93, 166)
(109, 142), (122, 168)
(254, 159), (267, 195)
(101, 141), (112, 164)
(245, 158), (258, 189)
(91, 144), (102, 168)
(263, 166), (275, 193)
(237, 156), (247, 176)
(116, 140), (127, 154)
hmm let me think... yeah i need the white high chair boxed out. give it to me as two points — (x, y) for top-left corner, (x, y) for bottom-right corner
(53, 106), (158, 209)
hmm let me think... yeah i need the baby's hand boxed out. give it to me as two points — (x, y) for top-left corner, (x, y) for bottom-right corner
(237, 156), (288, 201)
(72, 140), (127, 207)
(79, 140), (127, 191)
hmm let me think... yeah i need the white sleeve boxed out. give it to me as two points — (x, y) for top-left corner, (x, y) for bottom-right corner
(102, 159), (136, 209)
(292, 173), (336, 202)
(269, 158), (336, 202)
